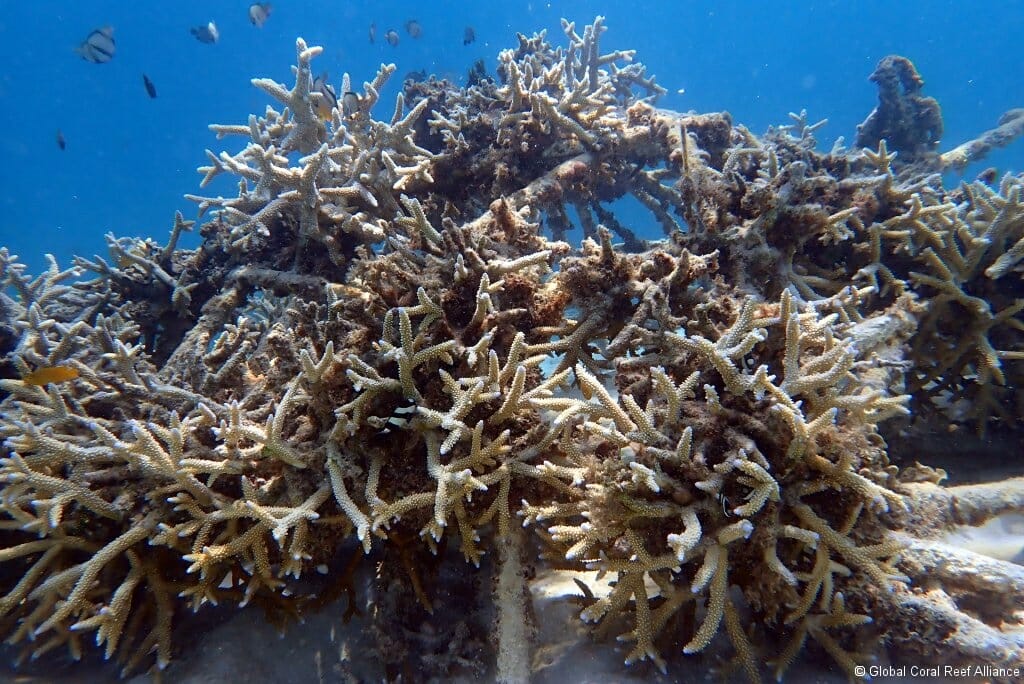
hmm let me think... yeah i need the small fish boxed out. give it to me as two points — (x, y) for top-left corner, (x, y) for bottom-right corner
(376, 401), (417, 434)
(311, 73), (337, 121)
(190, 21), (219, 44)
(341, 90), (360, 119)
(368, 22), (376, 44)
(248, 3), (272, 28)
(22, 365), (79, 386)
(463, 26), (475, 45)
(142, 74), (157, 98)
(56, 130), (66, 151)
(976, 167), (999, 185)
(405, 20), (422, 39)
(384, 29), (399, 47)
(76, 26), (115, 64)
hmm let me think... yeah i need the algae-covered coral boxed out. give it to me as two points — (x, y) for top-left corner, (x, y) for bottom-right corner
(2, 17), (1023, 682)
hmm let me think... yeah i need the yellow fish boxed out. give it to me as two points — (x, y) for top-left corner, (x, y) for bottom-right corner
(22, 365), (79, 386)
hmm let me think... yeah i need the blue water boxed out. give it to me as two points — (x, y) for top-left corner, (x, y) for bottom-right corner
(1, 1), (1021, 273)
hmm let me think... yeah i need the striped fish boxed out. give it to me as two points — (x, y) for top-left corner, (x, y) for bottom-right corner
(311, 73), (337, 121)
(76, 26), (115, 64)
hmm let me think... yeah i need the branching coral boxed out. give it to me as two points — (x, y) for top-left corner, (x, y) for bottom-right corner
(2, 17), (1023, 683)
(518, 288), (909, 678)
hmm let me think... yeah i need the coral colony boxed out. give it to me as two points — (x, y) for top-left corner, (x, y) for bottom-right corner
(2, 17), (1024, 682)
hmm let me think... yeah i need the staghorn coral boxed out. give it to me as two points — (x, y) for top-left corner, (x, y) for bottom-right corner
(880, 176), (1024, 432)
(518, 286), (910, 677)
(1, 18), (1023, 683)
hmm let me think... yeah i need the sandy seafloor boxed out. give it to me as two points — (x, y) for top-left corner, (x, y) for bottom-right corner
(1, 428), (1022, 684)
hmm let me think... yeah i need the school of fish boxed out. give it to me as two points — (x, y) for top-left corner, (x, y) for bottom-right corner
(65, 12), (478, 150)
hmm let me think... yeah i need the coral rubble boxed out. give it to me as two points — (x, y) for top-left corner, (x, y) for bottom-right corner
(2, 17), (1023, 682)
